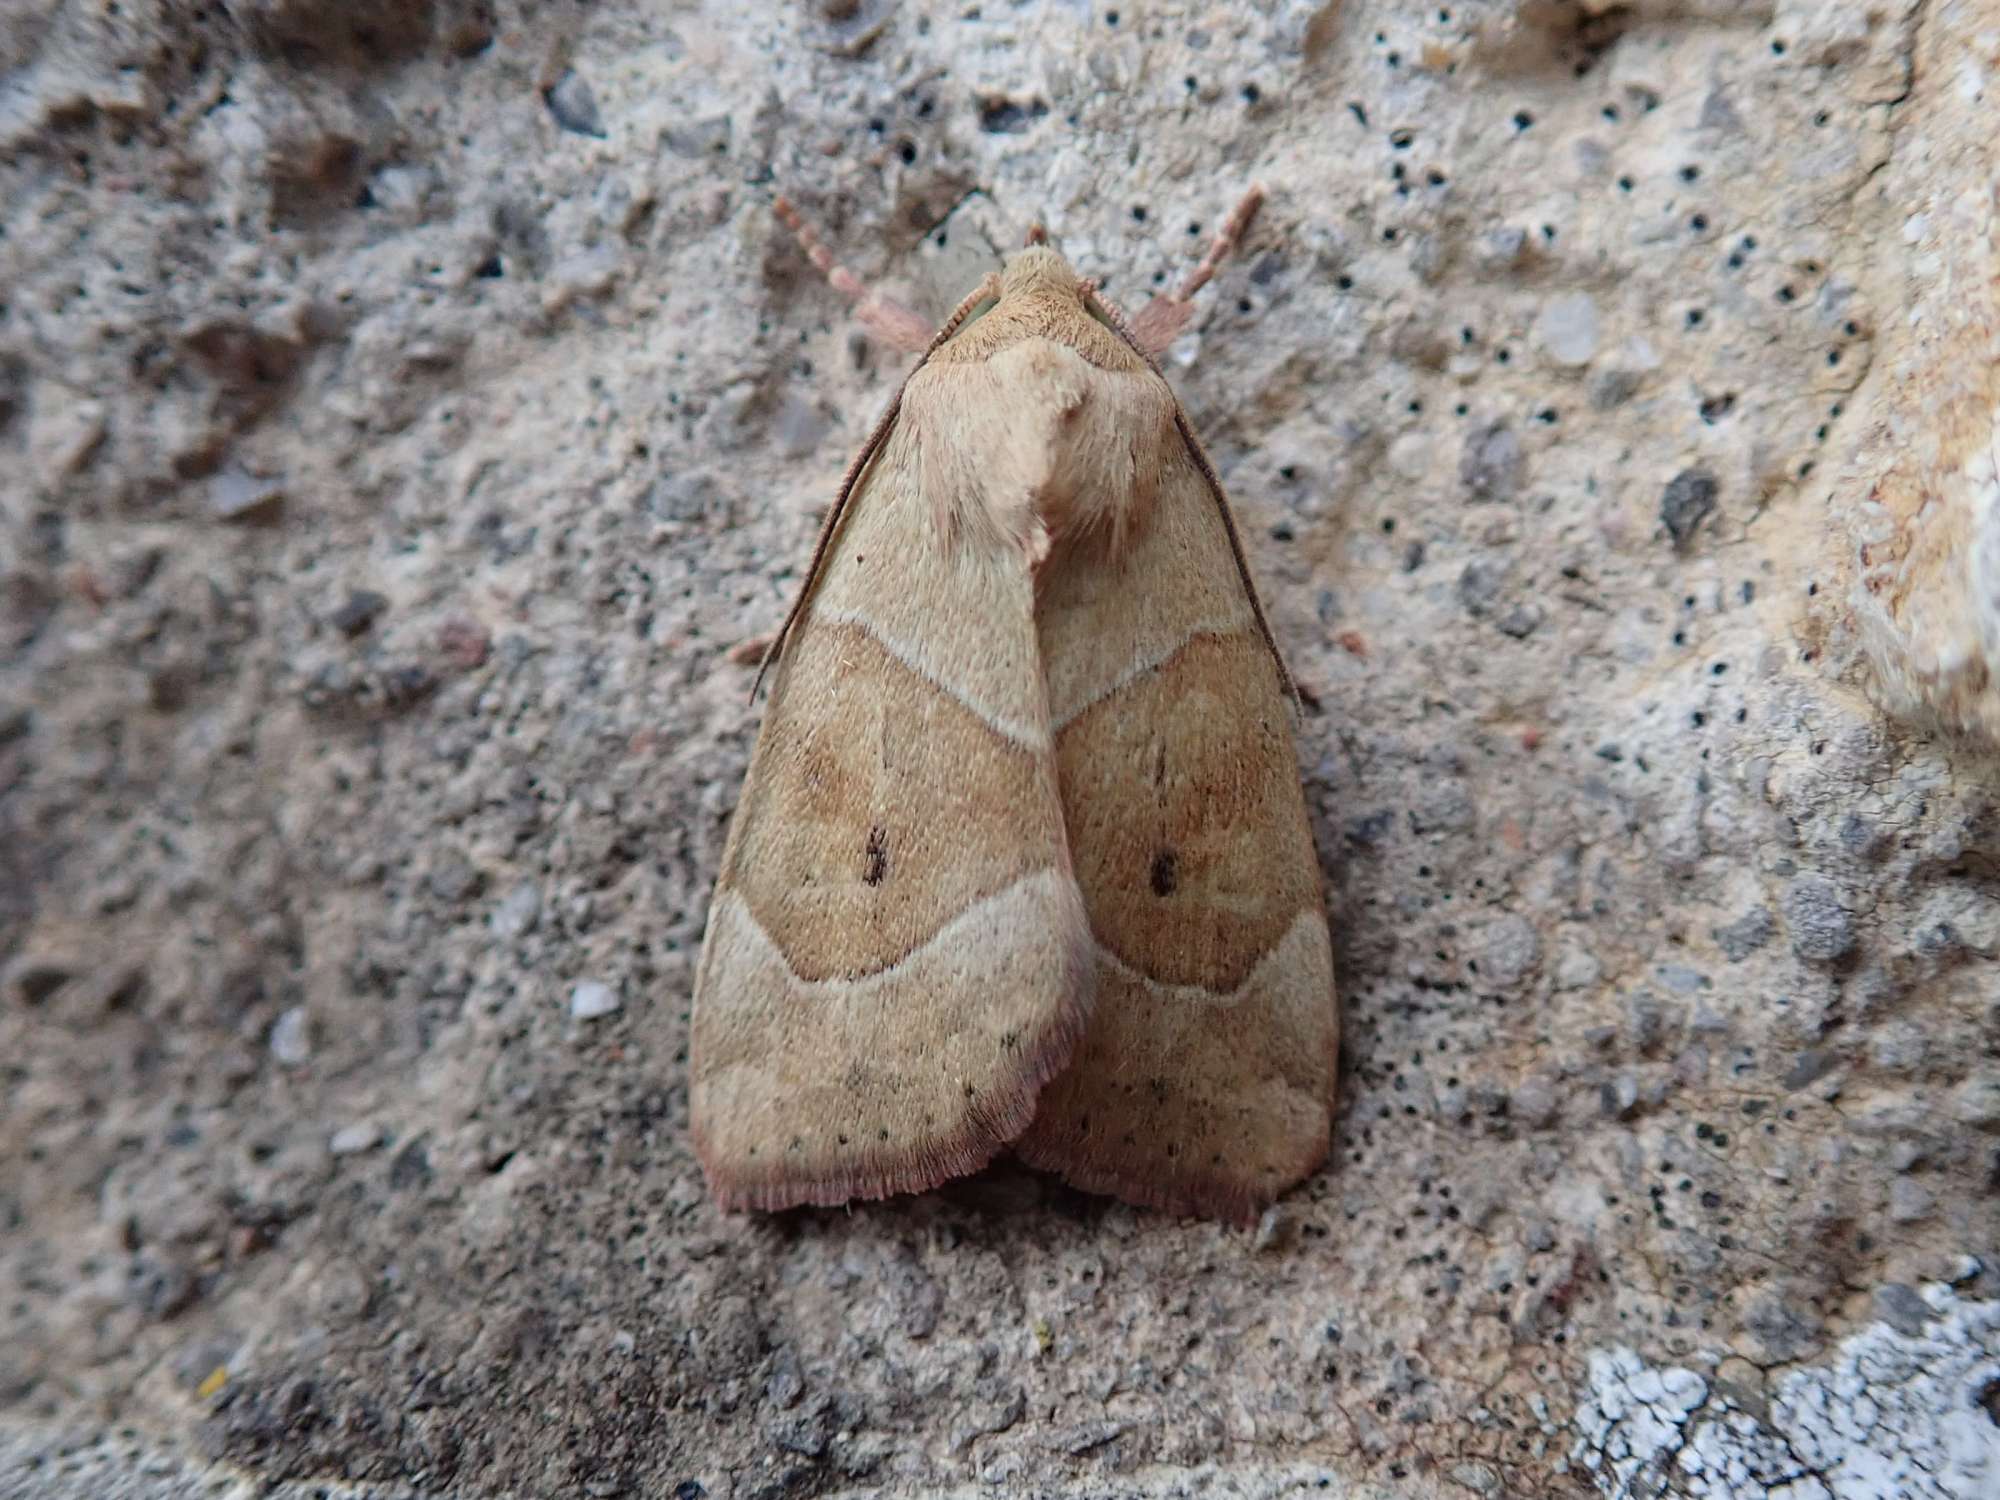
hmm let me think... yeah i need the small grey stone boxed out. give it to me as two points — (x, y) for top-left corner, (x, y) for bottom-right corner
(1660, 468), (1718, 549)
(1252, 1205), (1288, 1252)
(1599, 1073), (1640, 1118)
(269, 1006), (311, 1065)
(1588, 368), (1642, 409)
(1554, 947), (1601, 990)
(1626, 992), (1667, 1052)
(1739, 1291), (1821, 1363)
(329, 1122), (384, 1156)
(770, 1401), (832, 1459)
(1476, 226), (1528, 271)
(1948, 1070), (2000, 1130)
(1837, 812), (1890, 861)
(550, 244), (621, 301)
(1712, 906), (1775, 961)
(947, 1388), (1025, 1455)
(1690, 1005), (1730, 1035)
(135, 1256), (199, 1320)
(1459, 423), (1523, 503)
(1457, 558), (1505, 616)
(1343, 808), (1394, 847)
(1783, 1049), (1837, 1090)
(1868, 1021), (1927, 1072)
(1525, 1221), (1557, 1253)
(1449, 1462), (1501, 1497)
(1480, 914), (1539, 985)
(890, 1253), (944, 1338)
(331, 589), (388, 639)
(210, 467), (285, 522)
(1871, 1282), (1938, 1338)
(1512, 1079), (1557, 1128)
(388, 1139), (431, 1191)
(1783, 875), (1855, 962)
(491, 882), (542, 939)
(773, 394), (828, 460)
(1887, 1176), (1933, 1224)
(545, 71), (606, 137)
(1699, 87), (1745, 133)
(427, 853), (482, 904)
(763, 1348), (804, 1410)
(1409, 779), (1475, 834)
(646, 469), (718, 523)
(1887, 1139), (1929, 1172)
(662, 113), (732, 159)
(570, 979), (620, 1020)
(1534, 292), (1599, 366)
(1655, 964), (1708, 995)
(1496, 602), (1544, 638)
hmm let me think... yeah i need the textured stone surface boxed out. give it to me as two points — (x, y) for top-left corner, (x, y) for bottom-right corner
(3, 2), (1998, 1497)
(1820, 0), (2000, 744)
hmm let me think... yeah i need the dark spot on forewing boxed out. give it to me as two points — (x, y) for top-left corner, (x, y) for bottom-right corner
(1150, 848), (1179, 897)
(864, 825), (888, 885)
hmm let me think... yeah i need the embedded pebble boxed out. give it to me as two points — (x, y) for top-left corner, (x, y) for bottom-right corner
(330, 590), (388, 637)
(569, 980), (620, 1020)
(491, 883), (542, 939)
(1783, 875), (1857, 962)
(1479, 914), (1539, 986)
(210, 467), (285, 521)
(1553, 947), (1602, 991)
(1534, 292), (1599, 366)
(1871, 1282), (1938, 1337)
(1887, 1176), (1934, 1224)
(1711, 906), (1775, 961)
(1948, 1070), (2000, 1129)
(269, 1007), (311, 1066)
(1660, 469), (1718, 549)
(545, 71), (606, 137)
(1458, 423), (1523, 503)
(329, 1123), (384, 1156)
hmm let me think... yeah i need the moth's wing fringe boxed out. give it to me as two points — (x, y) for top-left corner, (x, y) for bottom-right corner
(1031, 1131), (1329, 1227)
(701, 931), (1094, 1214)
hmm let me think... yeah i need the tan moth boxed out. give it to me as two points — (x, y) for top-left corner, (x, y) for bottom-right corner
(689, 189), (1337, 1222)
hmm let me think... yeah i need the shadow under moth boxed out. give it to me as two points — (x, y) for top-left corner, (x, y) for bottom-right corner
(691, 188), (1337, 1222)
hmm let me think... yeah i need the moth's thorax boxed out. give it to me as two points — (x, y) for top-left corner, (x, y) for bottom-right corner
(930, 246), (1150, 375)
(906, 335), (1179, 561)
(1000, 245), (1076, 299)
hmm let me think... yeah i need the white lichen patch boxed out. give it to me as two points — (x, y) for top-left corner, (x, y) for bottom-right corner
(1574, 1282), (2000, 1499)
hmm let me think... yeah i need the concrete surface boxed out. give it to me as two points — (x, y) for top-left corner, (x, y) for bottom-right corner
(4, 1), (1997, 1496)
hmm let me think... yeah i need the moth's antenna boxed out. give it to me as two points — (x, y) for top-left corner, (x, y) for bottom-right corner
(1127, 183), (1267, 357)
(773, 194), (935, 352)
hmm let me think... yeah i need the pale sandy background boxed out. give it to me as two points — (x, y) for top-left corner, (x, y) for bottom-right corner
(4, 2), (1998, 1497)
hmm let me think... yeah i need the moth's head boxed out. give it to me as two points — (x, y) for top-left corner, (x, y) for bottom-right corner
(1000, 242), (1085, 304)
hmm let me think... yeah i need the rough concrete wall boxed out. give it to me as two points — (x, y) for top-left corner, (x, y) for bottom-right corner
(1820, 0), (2000, 743)
(2, 2), (1996, 1498)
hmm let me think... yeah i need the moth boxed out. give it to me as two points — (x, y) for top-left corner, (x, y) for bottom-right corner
(690, 188), (1337, 1222)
